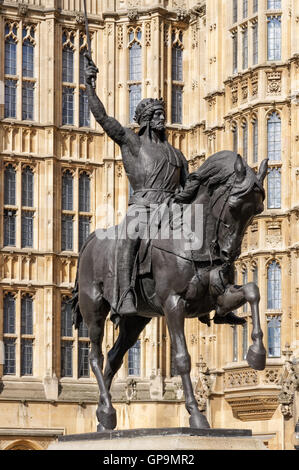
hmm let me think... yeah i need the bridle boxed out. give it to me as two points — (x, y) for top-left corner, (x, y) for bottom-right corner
(208, 174), (237, 266)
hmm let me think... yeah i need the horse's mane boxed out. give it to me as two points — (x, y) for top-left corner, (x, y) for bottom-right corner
(176, 151), (265, 203)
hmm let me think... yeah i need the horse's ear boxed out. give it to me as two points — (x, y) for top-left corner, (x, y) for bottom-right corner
(234, 154), (246, 183)
(257, 158), (269, 184)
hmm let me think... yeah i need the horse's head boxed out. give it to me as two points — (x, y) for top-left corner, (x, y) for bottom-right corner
(211, 155), (268, 263)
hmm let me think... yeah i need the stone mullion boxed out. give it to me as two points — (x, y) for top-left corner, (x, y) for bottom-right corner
(151, 17), (159, 100)
(15, 290), (21, 377)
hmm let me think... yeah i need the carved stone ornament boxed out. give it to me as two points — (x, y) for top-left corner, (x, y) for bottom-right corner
(225, 394), (280, 421)
(127, 9), (139, 22)
(194, 356), (213, 412)
(125, 378), (137, 401)
(278, 349), (299, 418)
(75, 11), (85, 25)
(267, 71), (282, 95)
(18, 4), (28, 16)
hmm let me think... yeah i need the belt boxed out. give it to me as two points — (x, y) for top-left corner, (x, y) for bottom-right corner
(133, 188), (175, 194)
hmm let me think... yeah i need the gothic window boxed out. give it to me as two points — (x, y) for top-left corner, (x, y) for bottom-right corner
(4, 165), (16, 206)
(242, 120), (248, 162)
(243, 0), (248, 18)
(79, 89), (90, 127)
(128, 28), (142, 123)
(61, 215), (73, 251)
(171, 85), (183, 124)
(4, 294), (16, 335)
(61, 298), (73, 377)
(5, 24), (17, 75)
(22, 167), (34, 207)
(21, 295), (34, 376)
(233, 125), (238, 153)
(242, 322), (248, 360)
(253, 265), (258, 284)
(79, 172), (90, 212)
(267, 168), (281, 208)
(171, 30), (183, 124)
(267, 0), (281, 9)
(233, 33), (238, 74)
(61, 299), (73, 337)
(62, 31), (75, 125)
(4, 338), (16, 375)
(267, 261), (281, 309)
(128, 340), (141, 376)
(267, 316), (281, 357)
(252, 117), (258, 163)
(267, 17), (281, 61)
(4, 210), (16, 247)
(22, 26), (35, 78)
(21, 212), (34, 248)
(253, 0), (258, 13)
(79, 35), (90, 127)
(267, 112), (281, 161)
(78, 319), (90, 378)
(233, 0), (238, 23)
(242, 27), (248, 70)
(242, 269), (248, 312)
(232, 326), (238, 362)
(62, 171), (73, 211)
(79, 216), (90, 251)
(62, 87), (74, 125)
(252, 23), (258, 65)
(22, 82), (34, 121)
(5, 80), (17, 118)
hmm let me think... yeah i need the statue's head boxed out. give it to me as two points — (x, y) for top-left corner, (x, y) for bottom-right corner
(134, 98), (166, 134)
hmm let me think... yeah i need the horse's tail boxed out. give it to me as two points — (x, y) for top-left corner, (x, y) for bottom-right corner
(70, 231), (97, 329)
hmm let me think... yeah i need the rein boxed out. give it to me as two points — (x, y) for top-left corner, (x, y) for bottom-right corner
(208, 175), (237, 266)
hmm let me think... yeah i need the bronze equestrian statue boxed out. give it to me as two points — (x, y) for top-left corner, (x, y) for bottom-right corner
(70, 56), (269, 431)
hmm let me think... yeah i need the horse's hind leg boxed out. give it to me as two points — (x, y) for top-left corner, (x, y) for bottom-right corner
(104, 316), (151, 391)
(164, 295), (210, 429)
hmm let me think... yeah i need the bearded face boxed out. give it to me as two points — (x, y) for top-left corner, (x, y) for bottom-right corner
(149, 108), (166, 132)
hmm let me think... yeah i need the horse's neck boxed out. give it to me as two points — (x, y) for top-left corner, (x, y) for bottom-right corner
(190, 185), (218, 259)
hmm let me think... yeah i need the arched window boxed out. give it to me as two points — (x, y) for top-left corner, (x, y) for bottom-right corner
(267, 0), (281, 9)
(267, 261), (281, 309)
(252, 22), (258, 65)
(79, 172), (90, 213)
(62, 32), (75, 125)
(242, 322), (248, 360)
(242, 27), (248, 70)
(62, 171), (73, 211)
(267, 112), (281, 161)
(22, 166), (34, 207)
(267, 168), (281, 209)
(4, 294), (16, 334)
(22, 27), (35, 78)
(4, 165), (16, 206)
(171, 31), (183, 124)
(243, 0), (248, 18)
(5, 24), (17, 118)
(128, 29), (142, 123)
(79, 36), (90, 127)
(233, 0), (238, 23)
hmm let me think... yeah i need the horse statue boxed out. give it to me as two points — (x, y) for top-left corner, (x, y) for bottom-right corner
(71, 151), (268, 431)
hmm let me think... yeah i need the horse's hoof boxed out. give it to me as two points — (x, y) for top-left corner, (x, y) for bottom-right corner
(246, 346), (266, 371)
(97, 407), (117, 431)
(189, 413), (210, 429)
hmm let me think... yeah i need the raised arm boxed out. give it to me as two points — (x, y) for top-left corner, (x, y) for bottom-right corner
(85, 55), (126, 146)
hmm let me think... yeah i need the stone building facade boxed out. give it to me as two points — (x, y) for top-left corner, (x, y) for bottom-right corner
(0, 0), (298, 450)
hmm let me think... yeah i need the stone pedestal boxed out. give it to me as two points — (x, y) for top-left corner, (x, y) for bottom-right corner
(48, 428), (267, 450)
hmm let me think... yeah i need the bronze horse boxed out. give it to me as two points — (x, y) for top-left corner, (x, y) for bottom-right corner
(71, 151), (268, 431)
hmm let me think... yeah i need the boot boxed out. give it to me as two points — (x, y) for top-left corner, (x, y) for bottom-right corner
(116, 237), (139, 316)
(213, 311), (246, 325)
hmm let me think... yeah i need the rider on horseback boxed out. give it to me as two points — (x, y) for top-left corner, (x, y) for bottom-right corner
(85, 56), (244, 327)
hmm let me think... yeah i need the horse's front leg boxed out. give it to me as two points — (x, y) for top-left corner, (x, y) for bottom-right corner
(216, 282), (266, 371)
(164, 295), (210, 429)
